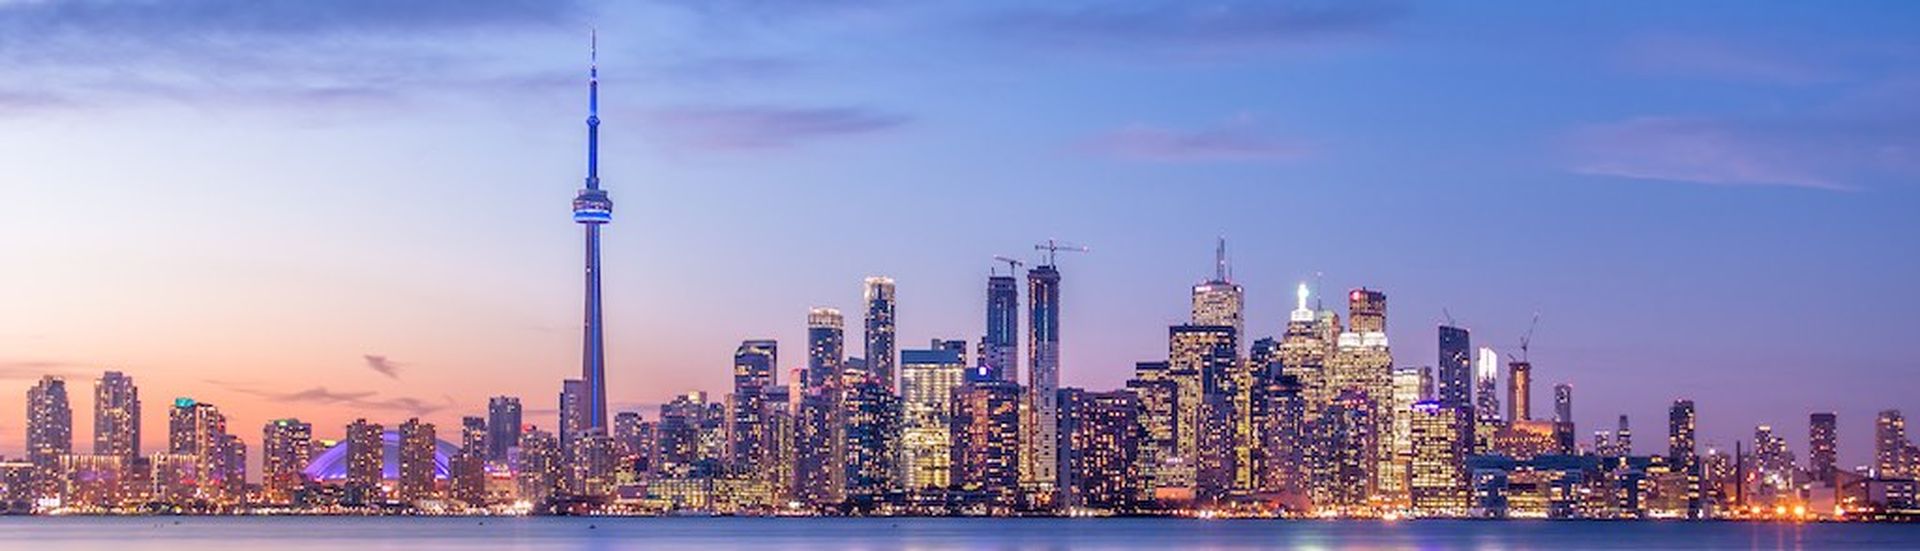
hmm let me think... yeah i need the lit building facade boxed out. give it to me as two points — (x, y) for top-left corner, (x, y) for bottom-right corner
(1023, 263), (1063, 498)
(1059, 388), (1141, 511)
(901, 345), (965, 492)
(864, 277), (897, 389)
(951, 381), (1022, 508)
(92, 371), (140, 459)
(1409, 401), (1470, 517)
(261, 418), (313, 503)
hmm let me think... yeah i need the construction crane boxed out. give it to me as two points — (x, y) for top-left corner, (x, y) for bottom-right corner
(1509, 312), (1540, 363)
(1443, 308), (1459, 328)
(1034, 239), (1089, 265)
(991, 255), (1024, 276)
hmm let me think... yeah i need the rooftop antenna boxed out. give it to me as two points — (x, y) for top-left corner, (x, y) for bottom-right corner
(1214, 236), (1230, 282)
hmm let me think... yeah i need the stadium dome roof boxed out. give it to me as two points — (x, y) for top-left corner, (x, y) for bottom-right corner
(302, 429), (460, 481)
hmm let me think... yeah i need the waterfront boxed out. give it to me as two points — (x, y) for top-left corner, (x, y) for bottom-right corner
(1, 517), (1917, 550)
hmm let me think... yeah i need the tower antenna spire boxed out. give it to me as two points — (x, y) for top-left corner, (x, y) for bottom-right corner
(1215, 236), (1229, 282)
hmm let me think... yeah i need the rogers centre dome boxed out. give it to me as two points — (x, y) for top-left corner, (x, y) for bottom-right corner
(302, 429), (461, 481)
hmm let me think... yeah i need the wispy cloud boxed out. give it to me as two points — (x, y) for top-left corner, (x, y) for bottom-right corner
(214, 382), (450, 416)
(645, 105), (909, 150)
(1564, 77), (1920, 192)
(0, 0), (589, 113)
(1615, 35), (1831, 85)
(981, 0), (1405, 59)
(362, 354), (404, 379)
(0, 360), (88, 380)
(1079, 116), (1310, 163)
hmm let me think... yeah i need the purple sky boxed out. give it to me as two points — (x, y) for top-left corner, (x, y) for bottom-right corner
(0, 1), (1915, 471)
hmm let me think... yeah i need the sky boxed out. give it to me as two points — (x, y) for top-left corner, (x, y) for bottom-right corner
(0, 0), (1916, 472)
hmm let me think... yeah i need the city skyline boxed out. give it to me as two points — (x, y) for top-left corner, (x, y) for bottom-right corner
(2, 0), (1917, 482)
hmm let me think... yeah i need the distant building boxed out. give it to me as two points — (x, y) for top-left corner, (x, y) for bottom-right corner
(864, 277), (898, 389)
(26, 376), (72, 495)
(1437, 325), (1472, 409)
(1024, 263), (1063, 497)
(1507, 361), (1533, 422)
(978, 273), (1019, 384)
(951, 381), (1022, 508)
(93, 372), (140, 459)
(261, 418), (313, 503)
(486, 396), (522, 463)
(1876, 410), (1912, 479)
(842, 376), (901, 505)
(345, 419), (385, 496)
(731, 340), (779, 481)
(1059, 388), (1141, 511)
(397, 418), (438, 501)
(1169, 324), (1236, 500)
(901, 344), (966, 492)
(1409, 401), (1471, 517)
(806, 307), (845, 392)
(1668, 400), (1701, 518)
(1810, 412), (1838, 486)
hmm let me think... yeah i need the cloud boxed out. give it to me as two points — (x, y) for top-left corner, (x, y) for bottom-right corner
(0, 360), (88, 380)
(362, 354), (404, 379)
(1615, 35), (1831, 85)
(981, 0), (1405, 59)
(213, 382), (449, 416)
(1563, 104), (1920, 191)
(645, 105), (909, 150)
(1079, 117), (1310, 162)
(0, 0), (589, 113)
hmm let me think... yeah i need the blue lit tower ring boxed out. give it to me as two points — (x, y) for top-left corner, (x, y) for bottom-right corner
(574, 189), (612, 223)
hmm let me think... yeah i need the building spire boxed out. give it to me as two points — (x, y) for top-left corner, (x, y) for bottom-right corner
(585, 27), (600, 190)
(1214, 236), (1229, 282)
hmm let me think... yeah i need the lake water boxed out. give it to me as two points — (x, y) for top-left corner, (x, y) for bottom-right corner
(1, 517), (1916, 550)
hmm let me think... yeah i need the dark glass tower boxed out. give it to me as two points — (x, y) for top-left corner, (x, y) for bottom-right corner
(1436, 325), (1471, 408)
(571, 33), (613, 433)
(1025, 263), (1062, 490)
(977, 274), (1018, 383)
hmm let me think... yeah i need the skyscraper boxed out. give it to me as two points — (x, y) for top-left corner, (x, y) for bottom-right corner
(1668, 399), (1700, 518)
(1024, 262), (1062, 496)
(841, 377), (901, 503)
(397, 418), (438, 501)
(806, 307), (845, 391)
(571, 32), (614, 434)
(1058, 388), (1141, 511)
(978, 271), (1019, 384)
(261, 418), (313, 503)
(26, 376), (72, 469)
(1617, 414), (1633, 456)
(1473, 347), (1502, 426)
(93, 371), (140, 458)
(1809, 412), (1837, 486)
(732, 339), (779, 478)
(1437, 325), (1472, 409)
(1169, 324), (1236, 499)
(1127, 361), (1180, 500)
(559, 379), (588, 446)
(168, 397), (237, 499)
(1552, 383), (1574, 454)
(901, 344), (965, 491)
(1507, 360), (1532, 422)
(487, 396), (522, 463)
(1408, 401), (1470, 517)
(1190, 238), (1245, 351)
(864, 276), (897, 389)
(345, 419), (384, 496)
(951, 381), (1022, 508)
(1347, 288), (1386, 333)
(1281, 283), (1330, 413)
(1877, 410), (1911, 479)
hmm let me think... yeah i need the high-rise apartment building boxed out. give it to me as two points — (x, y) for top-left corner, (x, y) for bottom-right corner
(397, 418), (438, 501)
(261, 418), (313, 503)
(951, 381), (1022, 508)
(980, 272), (1019, 384)
(1059, 388), (1141, 511)
(901, 344), (965, 491)
(1877, 410), (1912, 479)
(1024, 263), (1063, 497)
(345, 418), (385, 497)
(1668, 399), (1700, 518)
(732, 340), (778, 478)
(864, 277), (897, 388)
(1809, 412), (1838, 486)
(93, 371), (140, 458)
(1169, 324), (1236, 499)
(487, 396), (522, 463)
(26, 376), (72, 472)
(806, 308), (845, 392)
(1437, 325), (1472, 409)
(1408, 401), (1470, 517)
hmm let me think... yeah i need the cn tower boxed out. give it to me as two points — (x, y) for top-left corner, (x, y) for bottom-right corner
(571, 31), (612, 432)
